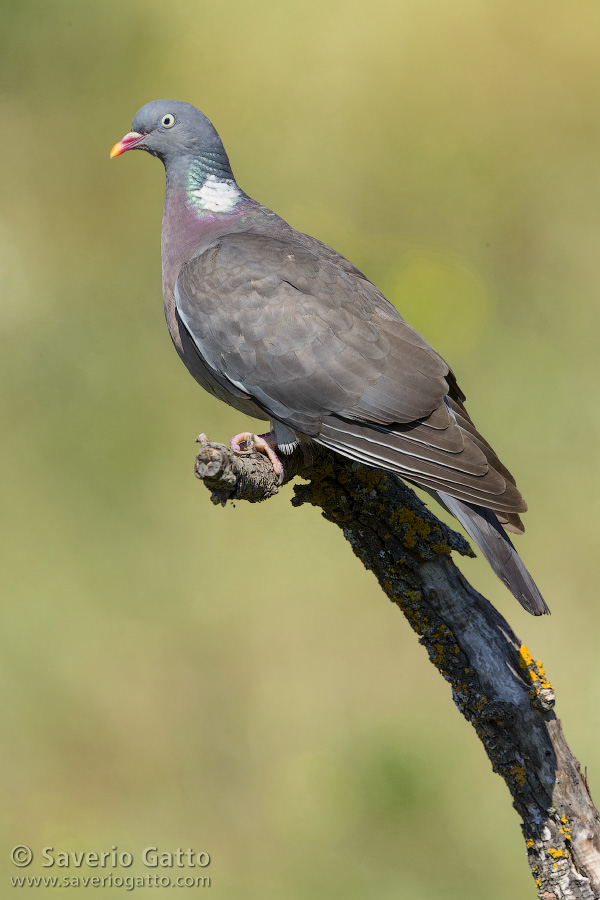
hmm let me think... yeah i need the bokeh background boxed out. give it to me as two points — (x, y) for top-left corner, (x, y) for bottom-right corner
(2, 1), (599, 896)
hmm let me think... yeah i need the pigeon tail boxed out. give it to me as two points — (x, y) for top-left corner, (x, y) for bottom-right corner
(435, 492), (549, 616)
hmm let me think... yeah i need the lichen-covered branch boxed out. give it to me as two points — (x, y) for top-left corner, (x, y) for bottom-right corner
(194, 435), (600, 899)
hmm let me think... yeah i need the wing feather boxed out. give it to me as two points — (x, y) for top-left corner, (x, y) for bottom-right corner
(175, 229), (526, 518)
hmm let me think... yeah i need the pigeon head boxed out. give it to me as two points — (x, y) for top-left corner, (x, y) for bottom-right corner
(110, 100), (234, 180)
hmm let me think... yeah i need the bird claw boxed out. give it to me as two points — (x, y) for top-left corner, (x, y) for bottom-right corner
(229, 431), (284, 483)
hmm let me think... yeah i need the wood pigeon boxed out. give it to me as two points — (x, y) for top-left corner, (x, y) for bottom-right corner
(111, 100), (548, 615)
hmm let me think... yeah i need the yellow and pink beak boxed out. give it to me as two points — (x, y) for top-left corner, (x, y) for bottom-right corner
(110, 131), (147, 158)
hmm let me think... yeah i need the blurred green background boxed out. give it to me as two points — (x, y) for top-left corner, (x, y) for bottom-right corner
(1, 1), (599, 896)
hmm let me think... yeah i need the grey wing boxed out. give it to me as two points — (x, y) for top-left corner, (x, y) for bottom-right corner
(175, 232), (448, 424)
(175, 231), (525, 519)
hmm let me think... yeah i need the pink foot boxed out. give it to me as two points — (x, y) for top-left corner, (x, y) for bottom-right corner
(229, 431), (284, 482)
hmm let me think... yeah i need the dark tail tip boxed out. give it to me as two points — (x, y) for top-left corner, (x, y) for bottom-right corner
(436, 492), (550, 616)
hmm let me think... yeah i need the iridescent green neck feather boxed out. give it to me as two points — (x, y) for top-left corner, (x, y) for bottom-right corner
(186, 152), (243, 214)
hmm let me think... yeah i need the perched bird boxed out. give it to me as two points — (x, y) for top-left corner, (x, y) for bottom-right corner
(111, 100), (548, 615)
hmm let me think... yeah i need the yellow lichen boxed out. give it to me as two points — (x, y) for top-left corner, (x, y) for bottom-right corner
(391, 507), (431, 548)
(519, 645), (534, 668)
(518, 644), (554, 701)
(471, 695), (489, 711)
(548, 848), (564, 859)
(510, 765), (527, 785)
(430, 540), (451, 555)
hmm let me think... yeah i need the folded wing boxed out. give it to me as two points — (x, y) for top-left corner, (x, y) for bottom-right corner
(175, 230), (524, 519)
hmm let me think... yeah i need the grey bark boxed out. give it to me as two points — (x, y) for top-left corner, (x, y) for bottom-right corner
(194, 434), (600, 899)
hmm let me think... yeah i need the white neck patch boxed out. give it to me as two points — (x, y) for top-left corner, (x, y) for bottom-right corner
(192, 175), (241, 213)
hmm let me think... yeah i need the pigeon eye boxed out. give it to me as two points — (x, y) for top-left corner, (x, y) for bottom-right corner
(160, 114), (176, 129)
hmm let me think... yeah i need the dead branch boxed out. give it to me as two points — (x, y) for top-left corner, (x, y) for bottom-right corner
(194, 434), (600, 899)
